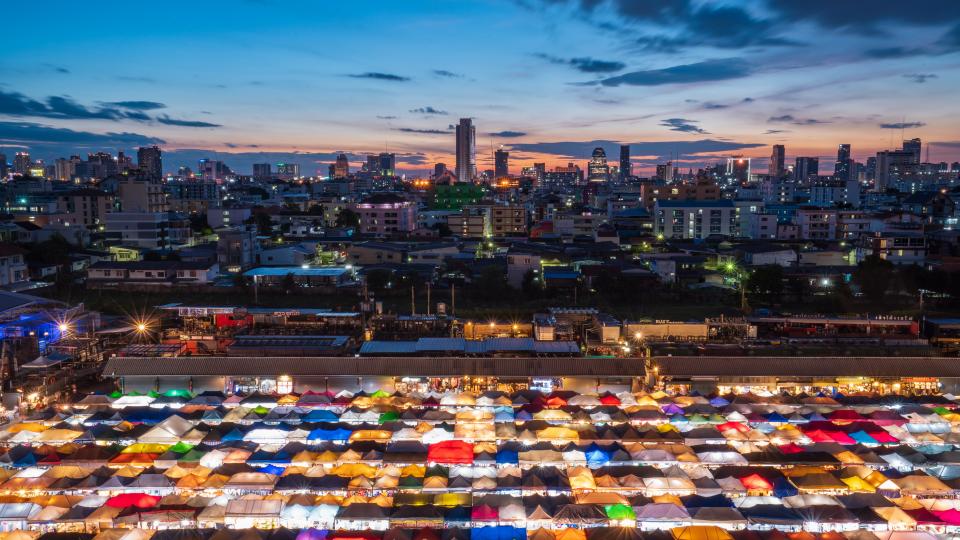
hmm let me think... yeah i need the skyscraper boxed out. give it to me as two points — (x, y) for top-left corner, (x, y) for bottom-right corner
(334, 153), (350, 179)
(794, 157), (819, 182)
(726, 157), (750, 183)
(587, 147), (609, 183)
(378, 153), (396, 176)
(137, 146), (162, 179)
(494, 148), (509, 178)
(903, 138), (921, 164)
(834, 144), (851, 180)
(14, 152), (32, 175)
(276, 162), (300, 179)
(619, 145), (631, 180)
(252, 163), (272, 180)
(874, 149), (915, 192)
(769, 144), (785, 177)
(0, 154), (7, 177)
(433, 163), (447, 178)
(455, 118), (476, 182)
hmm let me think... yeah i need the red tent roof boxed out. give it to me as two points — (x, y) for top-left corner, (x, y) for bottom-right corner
(106, 493), (161, 509)
(427, 440), (474, 464)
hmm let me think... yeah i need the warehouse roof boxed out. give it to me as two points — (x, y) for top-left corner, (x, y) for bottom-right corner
(103, 356), (641, 378)
(653, 356), (960, 379)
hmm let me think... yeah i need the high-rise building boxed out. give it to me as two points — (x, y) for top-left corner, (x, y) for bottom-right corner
(0, 153), (7, 177)
(252, 163), (271, 180)
(794, 157), (819, 182)
(769, 145), (785, 177)
(276, 162), (300, 179)
(619, 145), (631, 180)
(54, 158), (74, 181)
(334, 153), (350, 179)
(726, 157), (751, 183)
(494, 148), (509, 178)
(433, 163), (447, 178)
(874, 149), (916, 192)
(587, 147), (609, 183)
(137, 146), (162, 179)
(14, 152), (32, 175)
(903, 138), (922, 164)
(378, 153), (396, 176)
(834, 144), (851, 180)
(655, 162), (676, 182)
(198, 159), (231, 181)
(455, 118), (476, 182)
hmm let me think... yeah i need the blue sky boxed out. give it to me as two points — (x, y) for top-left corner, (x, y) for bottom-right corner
(3, 0), (960, 175)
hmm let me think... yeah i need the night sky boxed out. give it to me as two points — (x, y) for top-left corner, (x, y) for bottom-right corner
(3, 0), (960, 175)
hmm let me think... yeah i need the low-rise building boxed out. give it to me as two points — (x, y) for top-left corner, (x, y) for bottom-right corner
(87, 260), (219, 287)
(654, 200), (738, 239)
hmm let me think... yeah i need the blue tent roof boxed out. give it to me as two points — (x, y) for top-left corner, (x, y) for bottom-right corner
(305, 410), (339, 422)
(308, 428), (353, 441)
(495, 449), (518, 464)
(471, 526), (525, 540)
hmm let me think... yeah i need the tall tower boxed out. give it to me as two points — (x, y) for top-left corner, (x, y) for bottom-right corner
(494, 148), (509, 178)
(834, 144), (851, 180)
(455, 118), (476, 182)
(769, 144), (785, 177)
(334, 153), (349, 179)
(903, 138), (921, 164)
(619, 145), (631, 180)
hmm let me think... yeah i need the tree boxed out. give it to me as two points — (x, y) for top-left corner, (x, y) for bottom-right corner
(189, 214), (213, 235)
(746, 265), (784, 302)
(335, 208), (361, 229)
(248, 213), (273, 235)
(520, 269), (543, 299)
(365, 269), (393, 294)
(853, 255), (895, 304)
(281, 273), (297, 294)
(472, 266), (509, 298)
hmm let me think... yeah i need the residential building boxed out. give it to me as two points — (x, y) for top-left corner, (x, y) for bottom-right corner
(54, 189), (113, 229)
(654, 200), (738, 239)
(136, 146), (162, 179)
(87, 260), (219, 287)
(217, 227), (259, 272)
(769, 145), (785, 177)
(352, 193), (417, 237)
(118, 178), (168, 213)
(103, 211), (190, 249)
(856, 231), (927, 265)
(455, 118), (476, 182)
(0, 245), (28, 286)
(796, 208), (838, 240)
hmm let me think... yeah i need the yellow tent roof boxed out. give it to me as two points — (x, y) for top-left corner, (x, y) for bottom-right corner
(671, 526), (735, 540)
(121, 443), (170, 454)
(349, 429), (391, 442)
(536, 426), (579, 441)
(841, 476), (876, 492)
(7, 423), (47, 434)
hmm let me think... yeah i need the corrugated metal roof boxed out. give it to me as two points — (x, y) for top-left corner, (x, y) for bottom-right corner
(102, 356), (644, 378)
(358, 341), (418, 355)
(654, 356), (960, 378)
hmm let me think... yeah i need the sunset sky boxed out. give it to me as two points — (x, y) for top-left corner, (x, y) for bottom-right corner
(3, 0), (960, 175)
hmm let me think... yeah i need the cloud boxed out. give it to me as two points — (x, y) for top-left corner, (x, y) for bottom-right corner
(702, 102), (728, 110)
(904, 73), (938, 83)
(765, 0), (960, 30)
(156, 115), (222, 128)
(879, 121), (926, 129)
(764, 129), (790, 134)
(489, 130), (527, 138)
(931, 141), (960, 148)
(376, 115), (397, 120)
(393, 127), (451, 135)
(409, 106), (448, 115)
(536, 54), (626, 73)
(0, 121), (164, 158)
(509, 139), (764, 162)
(768, 114), (829, 125)
(347, 72), (410, 82)
(104, 100), (167, 110)
(116, 75), (157, 83)
(660, 118), (709, 134)
(433, 70), (463, 78)
(864, 46), (928, 59)
(592, 59), (750, 87)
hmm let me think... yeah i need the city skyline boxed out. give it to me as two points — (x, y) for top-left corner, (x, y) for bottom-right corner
(3, 0), (960, 175)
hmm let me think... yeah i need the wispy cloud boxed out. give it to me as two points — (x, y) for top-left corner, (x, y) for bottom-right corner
(156, 115), (222, 128)
(903, 73), (937, 83)
(393, 127), (451, 135)
(489, 130), (527, 138)
(591, 59), (750, 87)
(660, 118), (709, 134)
(409, 106), (448, 115)
(536, 53), (626, 73)
(432, 70), (463, 78)
(768, 114), (829, 125)
(102, 100), (167, 110)
(347, 72), (411, 82)
(879, 121), (926, 129)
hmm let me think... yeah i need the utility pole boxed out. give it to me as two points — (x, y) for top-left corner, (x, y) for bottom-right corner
(451, 283), (456, 318)
(426, 282), (431, 316)
(410, 286), (416, 316)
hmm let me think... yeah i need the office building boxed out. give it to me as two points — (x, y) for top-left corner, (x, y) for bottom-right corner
(794, 157), (819, 182)
(14, 152), (31, 175)
(0, 153), (7, 177)
(198, 159), (231, 181)
(903, 138), (922, 164)
(276, 162), (300, 179)
(252, 163), (271, 180)
(834, 144), (851, 180)
(654, 199), (738, 239)
(769, 144), (785, 177)
(655, 162), (676, 182)
(378, 153), (396, 176)
(455, 118), (476, 182)
(433, 163), (447, 178)
(619, 145), (631, 180)
(136, 146), (162, 180)
(587, 147), (609, 183)
(494, 148), (509, 178)
(542, 163), (583, 190)
(334, 153), (349, 179)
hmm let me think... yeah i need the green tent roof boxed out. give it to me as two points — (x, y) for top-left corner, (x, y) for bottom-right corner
(604, 503), (636, 520)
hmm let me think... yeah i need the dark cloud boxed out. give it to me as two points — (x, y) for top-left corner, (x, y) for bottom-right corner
(632, 5), (797, 51)
(489, 130), (527, 138)
(864, 46), (928, 59)
(42, 64), (70, 74)
(509, 139), (764, 161)
(536, 54), (626, 73)
(742, 97), (755, 103)
(931, 141), (960, 148)
(702, 102), (728, 110)
(393, 127), (451, 135)
(765, 0), (960, 30)
(156, 115), (222, 128)
(903, 73), (937, 83)
(0, 121), (164, 158)
(592, 59), (750, 87)
(0, 90), (156, 121)
(348, 72), (411, 82)
(879, 121), (926, 129)
(409, 106), (448, 115)
(432, 70), (463, 78)
(764, 129), (789, 134)
(660, 118), (709, 134)
(768, 114), (829, 125)
(376, 115), (397, 120)
(104, 100), (167, 110)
